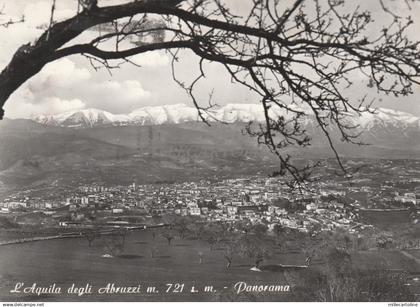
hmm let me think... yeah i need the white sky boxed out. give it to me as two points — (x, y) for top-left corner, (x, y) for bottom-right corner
(0, 0), (419, 118)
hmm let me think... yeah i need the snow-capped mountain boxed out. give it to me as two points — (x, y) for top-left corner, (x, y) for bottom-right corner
(129, 104), (202, 125)
(2, 103), (419, 193)
(32, 104), (272, 127)
(347, 108), (420, 130)
(34, 108), (131, 128)
(32, 103), (420, 130)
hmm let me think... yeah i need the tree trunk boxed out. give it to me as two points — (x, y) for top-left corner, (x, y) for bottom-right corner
(225, 257), (232, 269)
(0, 0), (185, 118)
(0, 48), (48, 118)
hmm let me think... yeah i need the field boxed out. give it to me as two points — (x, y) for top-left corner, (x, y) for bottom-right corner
(0, 229), (301, 302)
(1, 229), (419, 302)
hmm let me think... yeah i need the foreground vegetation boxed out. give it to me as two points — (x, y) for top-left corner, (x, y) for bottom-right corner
(0, 213), (418, 301)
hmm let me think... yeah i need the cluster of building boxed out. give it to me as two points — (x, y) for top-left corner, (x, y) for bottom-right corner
(1, 165), (418, 232)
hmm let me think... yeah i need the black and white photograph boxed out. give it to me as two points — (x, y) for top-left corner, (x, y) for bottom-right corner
(0, 0), (419, 304)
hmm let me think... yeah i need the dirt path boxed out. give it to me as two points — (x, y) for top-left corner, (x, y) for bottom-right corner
(0, 234), (81, 246)
(399, 250), (420, 265)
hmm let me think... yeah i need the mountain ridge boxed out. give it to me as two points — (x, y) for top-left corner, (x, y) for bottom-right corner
(0, 107), (419, 193)
(30, 104), (420, 131)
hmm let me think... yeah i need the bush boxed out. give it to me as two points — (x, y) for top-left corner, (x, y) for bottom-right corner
(0, 216), (20, 229)
(291, 268), (415, 301)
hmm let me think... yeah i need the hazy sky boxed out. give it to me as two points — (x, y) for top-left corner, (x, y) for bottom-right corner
(1, 0), (419, 118)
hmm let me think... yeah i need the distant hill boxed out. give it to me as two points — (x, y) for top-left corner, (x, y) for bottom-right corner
(0, 104), (419, 192)
(29, 103), (420, 157)
(0, 119), (278, 192)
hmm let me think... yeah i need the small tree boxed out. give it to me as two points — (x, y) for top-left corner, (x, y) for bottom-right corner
(83, 228), (100, 247)
(201, 223), (225, 250)
(186, 223), (204, 239)
(114, 228), (128, 247)
(162, 214), (177, 229)
(237, 235), (273, 269)
(302, 242), (318, 267)
(221, 242), (237, 269)
(149, 243), (158, 258)
(161, 228), (177, 245)
(103, 235), (124, 257)
(201, 231), (218, 251)
(173, 216), (191, 239)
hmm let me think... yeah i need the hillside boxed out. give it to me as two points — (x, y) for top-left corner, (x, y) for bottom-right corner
(0, 104), (419, 193)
